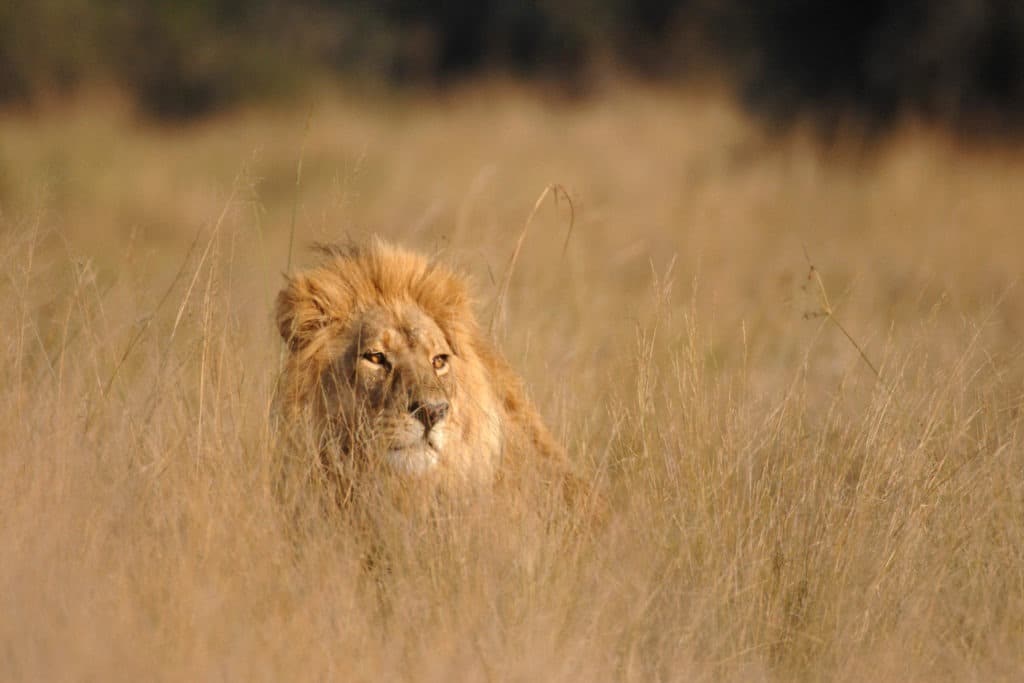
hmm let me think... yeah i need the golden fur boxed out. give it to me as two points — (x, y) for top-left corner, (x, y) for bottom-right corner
(275, 238), (566, 493)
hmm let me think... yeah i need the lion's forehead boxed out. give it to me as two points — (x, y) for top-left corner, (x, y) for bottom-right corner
(355, 304), (449, 354)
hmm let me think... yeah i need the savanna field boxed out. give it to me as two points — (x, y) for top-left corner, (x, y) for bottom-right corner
(3, 84), (1024, 680)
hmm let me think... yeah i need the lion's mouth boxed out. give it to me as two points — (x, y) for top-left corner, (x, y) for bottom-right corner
(384, 440), (439, 475)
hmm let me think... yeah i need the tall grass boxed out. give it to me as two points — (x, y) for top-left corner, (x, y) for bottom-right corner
(2, 85), (1024, 680)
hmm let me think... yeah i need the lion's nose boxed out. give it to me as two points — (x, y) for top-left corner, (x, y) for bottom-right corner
(409, 400), (450, 431)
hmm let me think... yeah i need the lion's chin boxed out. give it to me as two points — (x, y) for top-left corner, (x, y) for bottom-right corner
(384, 443), (439, 476)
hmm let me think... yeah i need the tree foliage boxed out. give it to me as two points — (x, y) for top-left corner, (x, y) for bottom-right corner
(3, 0), (1023, 131)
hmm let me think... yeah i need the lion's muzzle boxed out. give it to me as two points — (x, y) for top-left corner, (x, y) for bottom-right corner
(409, 400), (449, 431)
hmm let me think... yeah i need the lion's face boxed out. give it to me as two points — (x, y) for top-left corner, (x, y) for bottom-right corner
(323, 302), (459, 476)
(276, 241), (505, 488)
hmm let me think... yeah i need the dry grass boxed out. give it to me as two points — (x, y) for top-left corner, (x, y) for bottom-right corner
(2, 83), (1024, 681)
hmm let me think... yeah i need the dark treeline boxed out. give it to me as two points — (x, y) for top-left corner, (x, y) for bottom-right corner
(3, 0), (1024, 131)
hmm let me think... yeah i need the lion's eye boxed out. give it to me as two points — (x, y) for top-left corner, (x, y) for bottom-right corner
(432, 354), (449, 371)
(363, 352), (387, 366)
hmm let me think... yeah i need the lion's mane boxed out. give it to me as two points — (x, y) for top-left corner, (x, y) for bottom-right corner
(275, 238), (565, 491)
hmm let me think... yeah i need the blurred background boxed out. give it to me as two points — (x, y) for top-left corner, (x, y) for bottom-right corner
(4, 0), (1024, 132)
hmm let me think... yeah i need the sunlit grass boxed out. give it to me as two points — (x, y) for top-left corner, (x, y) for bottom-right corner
(2, 84), (1023, 681)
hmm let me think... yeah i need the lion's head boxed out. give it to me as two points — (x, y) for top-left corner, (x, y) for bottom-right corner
(276, 239), (561, 491)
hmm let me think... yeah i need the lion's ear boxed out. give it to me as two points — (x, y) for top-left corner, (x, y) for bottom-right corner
(276, 273), (338, 352)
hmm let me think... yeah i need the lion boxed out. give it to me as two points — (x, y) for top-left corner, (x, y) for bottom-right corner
(274, 238), (568, 497)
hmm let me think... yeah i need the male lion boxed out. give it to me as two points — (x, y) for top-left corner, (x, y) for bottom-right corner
(275, 238), (567, 495)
